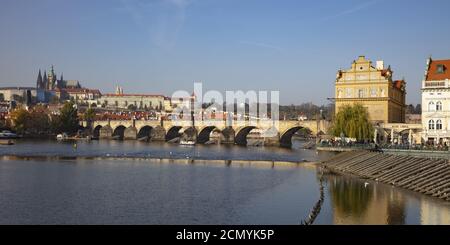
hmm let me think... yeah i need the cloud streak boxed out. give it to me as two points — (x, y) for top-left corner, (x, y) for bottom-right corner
(239, 41), (284, 52)
(119, 0), (194, 49)
(319, 0), (381, 21)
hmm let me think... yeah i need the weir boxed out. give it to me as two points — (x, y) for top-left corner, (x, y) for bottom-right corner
(321, 151), (450, 201)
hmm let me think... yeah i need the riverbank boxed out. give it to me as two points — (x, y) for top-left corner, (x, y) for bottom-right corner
(0, 154), (314, 168)
(321, 151), (450, 202)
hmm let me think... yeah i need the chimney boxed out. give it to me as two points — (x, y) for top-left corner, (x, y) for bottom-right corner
(376, 60), (384, 70)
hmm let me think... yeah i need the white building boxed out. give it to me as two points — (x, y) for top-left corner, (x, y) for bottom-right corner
(98, 86), (165, 111)
(421, 57), (450, 144)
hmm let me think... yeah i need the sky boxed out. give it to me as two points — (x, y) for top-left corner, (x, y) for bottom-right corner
(1, 0), (450, 105)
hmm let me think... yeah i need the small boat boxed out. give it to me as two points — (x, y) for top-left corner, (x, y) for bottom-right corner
(56, 133), (69, 141)
(0, 130), (20, 139)
(180, 140), (195, 145)
(0, 139), (14, 145)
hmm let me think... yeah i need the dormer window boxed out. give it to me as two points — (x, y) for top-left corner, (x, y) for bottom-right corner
(437, 64), (445, 74)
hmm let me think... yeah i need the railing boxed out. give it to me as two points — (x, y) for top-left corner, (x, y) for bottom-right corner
(318, 142), (450, 152)
(423, 81), (447, 88)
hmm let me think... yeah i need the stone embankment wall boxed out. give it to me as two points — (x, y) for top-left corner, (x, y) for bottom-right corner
(322, 151), (450, 201)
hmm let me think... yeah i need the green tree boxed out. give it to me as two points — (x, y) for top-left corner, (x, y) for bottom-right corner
(58, 102), (79, 134)
(330, 104), (373, 140)
(9, 108), (30, 134)
(27, 110), (50, 134)
(84, 108), (96, 129)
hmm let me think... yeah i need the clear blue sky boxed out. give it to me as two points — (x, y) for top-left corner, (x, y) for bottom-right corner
(1, 0), (450, 105)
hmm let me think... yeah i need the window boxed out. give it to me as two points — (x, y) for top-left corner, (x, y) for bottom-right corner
(429, 101), (435, 111)
(358, 89), (364, 98)
(437, 64), (445, 74)
(346, 88), (353, 98)
(436, 101), (443, 111)
(436, 120), (443, 130)
(429, 120), (435, 130)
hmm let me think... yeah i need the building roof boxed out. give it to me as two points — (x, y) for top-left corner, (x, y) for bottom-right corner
(0, 87), (37, 90)
(103, 93), (165, 98)
(394, 80), (405, 89)
(54, 88), (101, 94)
(426, 59), (450, 81)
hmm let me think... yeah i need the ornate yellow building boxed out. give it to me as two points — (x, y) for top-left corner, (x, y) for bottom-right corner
(335, 56), (406, 124)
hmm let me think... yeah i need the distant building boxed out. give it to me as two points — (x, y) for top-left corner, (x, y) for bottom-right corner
(54, 88), (102, 104)
(335, 56), (406, 124)
(0, 87), (45, 104)
(421, 57), (450, 144)
(98, 86), (165, 110)
(405, 114), (421, 124)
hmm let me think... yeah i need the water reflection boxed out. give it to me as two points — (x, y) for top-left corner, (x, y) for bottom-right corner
(421, 200), (450, 225)
(326, 173), (406, 225)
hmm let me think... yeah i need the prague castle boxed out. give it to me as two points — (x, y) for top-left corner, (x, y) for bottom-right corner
(36, 65), (81, 91)
(335, 56), (406, 124)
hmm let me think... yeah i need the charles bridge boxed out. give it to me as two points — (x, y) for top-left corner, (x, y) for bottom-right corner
(83, 119), (330, 147)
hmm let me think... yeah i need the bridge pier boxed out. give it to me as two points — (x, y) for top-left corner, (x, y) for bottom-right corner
(99, 125), (113, 139)
(124, 126), (138, 140)
(220, 127), (235, 144)
(150, 126), (166, 141)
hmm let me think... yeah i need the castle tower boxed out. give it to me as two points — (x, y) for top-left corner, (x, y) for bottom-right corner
(43, 71), (48, 90)
(47, 65), (57, 90)
(36, 69), (43, 89)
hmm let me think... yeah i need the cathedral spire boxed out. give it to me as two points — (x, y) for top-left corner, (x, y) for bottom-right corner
(36, 69), (43, 89)
(43, 71), (48, 90)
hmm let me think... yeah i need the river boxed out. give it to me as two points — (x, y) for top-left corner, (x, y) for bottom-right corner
(0, 140), (449, 224)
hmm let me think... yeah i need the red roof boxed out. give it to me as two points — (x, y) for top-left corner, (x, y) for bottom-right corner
(394, 80), (405, 89)
(426, 59), (450, 81)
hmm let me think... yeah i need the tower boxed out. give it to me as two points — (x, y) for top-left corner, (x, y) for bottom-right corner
(36, 69), (43, 89)
(47, 65), (57, 90)
(43, 71), (48, 90)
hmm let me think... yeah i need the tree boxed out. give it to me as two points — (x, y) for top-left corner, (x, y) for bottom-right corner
(330, 104), (373, 141)
(128, 104), (137, 111)
(84, 108), (96, 129)
(415, 104), (422, 114)
(58, 102), (79, 134)
(405, 104), (415, 114)
(9, 108), (30, 134)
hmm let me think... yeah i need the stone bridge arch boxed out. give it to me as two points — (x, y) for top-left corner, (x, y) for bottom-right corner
(166, 126), (183, 142)
(112, 125), (126, 140)
(93, 125), (103, 138)
(197, 126), (218, 144)
(280, 126), (306, 148)
(180, 127), (198, 143)
(235, 126), (257, 146)
(137, 126), (153, 141)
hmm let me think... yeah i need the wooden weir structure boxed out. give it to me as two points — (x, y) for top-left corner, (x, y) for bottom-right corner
(321, 151), (450, 201)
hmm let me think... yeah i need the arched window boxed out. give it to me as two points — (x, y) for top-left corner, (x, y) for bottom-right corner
(436, 120), (443, 130)
(429, 120), (435, 130)
(429, 102), (435, 111)
(436, 101), (443, 111)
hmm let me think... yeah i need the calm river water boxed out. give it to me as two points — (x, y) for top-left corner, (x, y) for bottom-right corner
(0, 140), (449, 225)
